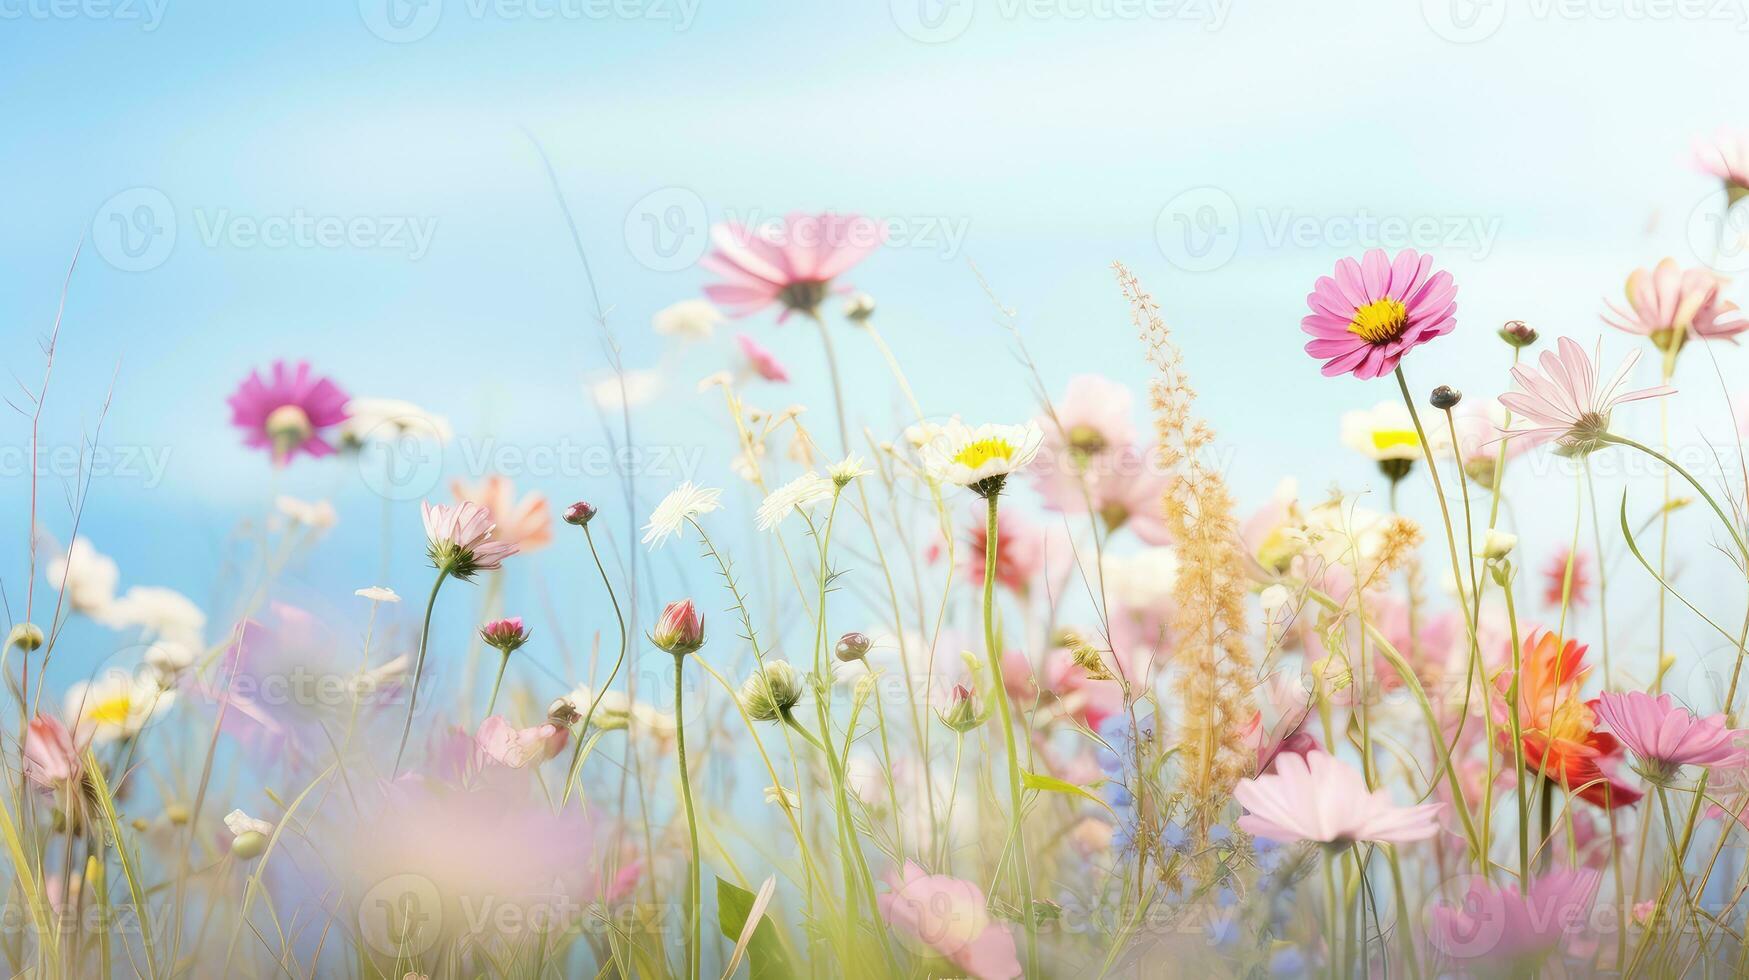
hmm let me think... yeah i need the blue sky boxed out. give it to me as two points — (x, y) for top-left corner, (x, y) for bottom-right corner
(5, 0), (1749, 692)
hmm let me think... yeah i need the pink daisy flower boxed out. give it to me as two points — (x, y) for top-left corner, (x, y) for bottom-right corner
(22, 714), (83, 791)
(1593, 691), (1743, 782)
(452, 475), (553, 554)
(1428, 869), (1601, 968)
(1233, 750), (1442, 846)
(226, 360), (349, 464)
(422, 500), (519, 580)
(701, 211), (882, 322)
(1301, 248), (1458, 380)
(1601, 257), (1747, 354)
(1497, 336), (1674, 454)
(736, 333), (790, 382)
(877, 861), (1022, 980)
(1695, 130), (1749, 203)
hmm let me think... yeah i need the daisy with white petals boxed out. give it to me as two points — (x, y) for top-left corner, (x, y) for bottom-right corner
(828, 454), (873, 487)
(923, 420), (1045, 497)
(643, 483), (724, 548)
(755, 473), (835, 532)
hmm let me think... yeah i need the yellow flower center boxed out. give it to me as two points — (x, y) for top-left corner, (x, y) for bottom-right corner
(952, 438), (1017, 470)
(88, 694), (133, 726)
(1347, 298), (1408, 345)
(1370, 429), (1419, 453)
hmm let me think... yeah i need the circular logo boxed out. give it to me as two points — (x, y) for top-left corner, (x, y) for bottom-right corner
(359, 873), (443, 957)
(359, 0), (442, 43)
(882, 871), (988, 959)
(92, 187), (176, 273)
(1424, 872), (1509, 959)
(1155, 186), (1240, 273)
(623, 186), (709, 272)
(890, 0), (974, 43)
(352, 417), (447, 502)
(1686, 190), (1749, 274)
(1422, 0), (1507, 43)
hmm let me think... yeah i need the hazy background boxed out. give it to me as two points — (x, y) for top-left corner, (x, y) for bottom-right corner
(5, 0), (1749, 699)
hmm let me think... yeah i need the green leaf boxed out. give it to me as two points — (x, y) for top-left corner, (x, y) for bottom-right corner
(716, 878), (796, 980)
(1021, 769), (1116, 818)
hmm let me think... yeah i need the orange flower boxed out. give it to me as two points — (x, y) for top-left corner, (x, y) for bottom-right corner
(1495, 630), (1642, 810)
(451, 475), (553, 554)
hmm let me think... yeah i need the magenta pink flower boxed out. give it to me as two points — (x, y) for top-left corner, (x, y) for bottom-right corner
(226, 360), (349, 464)
(1601, 258), (1747, 353)
(1428, 869), (1601, 967)
(736, 333), (790, 382)
(878, 861), (1021, 980)
(1234, 750), (1442, 846)
(1593, 691), (1743, 781)
(22, 714), (82, 790)
(421, 500), (519, 580)
(1498, 336), (1674, 453)
(701, 212), (882, 321)
(1301, 248), (1458, 379)
(474, 715), (569, 769)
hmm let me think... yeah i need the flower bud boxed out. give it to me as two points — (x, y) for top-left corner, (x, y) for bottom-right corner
(740, 660), (804, 721)
(844, 293), (876, 324)
(1481, 529), (1517, 561)
(939, 684), (983, 733)
(231, 831), (269, 861)
(7, 623), (44, 652)
(564, 501), (597, 527)
(1499, 320), (1538, 348)
(1429, 385), (1462, 410)
(835, 631), (872, 662)
(479, 617), (530, 654)
(650, 600), (704, 656)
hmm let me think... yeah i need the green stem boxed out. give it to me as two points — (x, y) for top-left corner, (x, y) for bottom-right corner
(562, 525), (630, 806)
(393, 565), (451, 775)
(485, 651), (510, 718)
(983, 489), (1038, 970)
(674, 652), (702, 980)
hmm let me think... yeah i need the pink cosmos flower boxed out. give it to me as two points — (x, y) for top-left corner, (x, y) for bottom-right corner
(422, 500), (519, 580)
(479, 616), (529, 653)
(1695, 130), (1749, 200)
(1601, 258), (1747, 352)
(474, 715), (569, 769)
(701, 212), (882, 322)
(1428, 870), (1601, 968)
(929, 503), (1046, 596)
(1301, 248), (1458, 379)
(226, 361), (350, 464)
(22, 714), (82, 790)
(1041, 374), (1138, 461)
(452, 475), (553, 554)
(1593, 691), (1743, 780)
(877, 861), (1022, 980)
(1497, 336), (1674, 453)
(1233, 750), (1442, 846)
(736, 333), (790, 382)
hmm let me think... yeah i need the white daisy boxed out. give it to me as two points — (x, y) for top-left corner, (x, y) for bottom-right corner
(338, 397), (452, 446)
(46, 537), (118, 615)
(653, 299), (723, 341)
(1340, 402), (1422, 463)
(827, 454), (873, 487)
(355, 586), (401, 603)
(65, 668), (175, 745)
(922, 420), (1045, 492)
(274, 495), (338, 531)
(103, 586), (205, 648)
(588, 369), (663, 411)
(642, 482), (723, 548)
(1099, 547), (1180, 611)
(755, 473), (835, 532)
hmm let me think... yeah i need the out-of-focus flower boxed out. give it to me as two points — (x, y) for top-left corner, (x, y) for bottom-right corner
(835, 632), (872, 662)
(225, 809), (273, 860)
(650, 599), (705, 656)
(479, 617), (530, 654)
(1499, 337), (1674, 455)
(355, 586), (400, 603)
(563, 501), (597, 527)
(1428, 870), (1601, 969)
(878, 862), (1021, 980)
(1481, 530), (1517, 562)
(337, 397), (451, 447)
(763, 785), (800, 810)
(452, 475), (552, 554)
(66, 668), (174, 745)
(827, 454), (872, 487)
(474, 715), (569, 768)
(1341, 401), (1422, 466)
(1233, 750), (1442, 846)
(1601, 258), (1747, 355)
(103, 586), (206, 648)
(844, 292), (876, 323)
(8, 623), (44, 652)
(1494, 630), (1643, 810)
(144, 639), (198, 685)
(1541, 546), (1591, 608)
(273, 495), (337, 532)
(653, 298), (723, 340)
(587, 369), (663, 411)
(755, 472), (834, 531)
(741, 659), (804, 721)
(736, 333), (790, 382)
(1099, 547), (1179, 613)
(931, 502), (1045, 596)
(1695, 130), (1749, 205)
(642, 482), (722, 548)
(23, 714), (82, 790)
(1301, 248), (1458, 380)
(1449, 397), (1523, 486)
(701, 212), (882, 321)
(923, 420), (1045, 495)
(1044, 375), (1138, 463)
(227, 360), (350, 464)
(1594, 691), (1743, 783)
(46, 537), (118, 615)
(422, 501), (518, 580)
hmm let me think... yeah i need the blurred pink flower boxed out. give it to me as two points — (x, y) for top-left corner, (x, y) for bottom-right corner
(1043, 647), (1125, 731)
(1301, 248), (1458, 379)
(701, 212), (881, 321)
(1498, 337), (1674, 452)
(452, 475), (553, 554)
(23, 714), (82, 790)
(474, 715), (569, 769)
(1234, 750), (1442, 846)
(736, 332), (790, 382)
(1428, 870), (1601, 968)
(878, 861), (1021, 979)
(1541, 546), (1592, 609)
(423, 500), (519, 578)
(1593, 691), (1743, 779)
(930, 503), (1045, 596)
(226, 360), (349, 464)
(1695, 130), (1749, 200)
(1040, 374), (1137, 462)
(1601, 258), (1747, 351)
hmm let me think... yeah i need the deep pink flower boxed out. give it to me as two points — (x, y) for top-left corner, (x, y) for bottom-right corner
(736, 333), (790, 382)
(651, 599), (704, 655)
(1234, 750), (1442, 846)
(422, 500), (519, 579)
(23, 714), (82, 790)
(1428, 870), (1601, 967)
(701, 212), (882, 321)
(1593, 691), (1743, 779)
(1301, 248), (1458, 379)
(1498, 336), (1674, 452)
(474, 715), (569, 769)
(1601, 258), (1747, 352)
(452, 475), (553, 554)
(878, 861), (1021, 980)
(479, 616), (529, 653)
(226, 361), (349, 464)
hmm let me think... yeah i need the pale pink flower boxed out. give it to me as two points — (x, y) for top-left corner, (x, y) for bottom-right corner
(1593, 691), (1743, 780)
(1694, 130), (1749, 200)
(1428, 870), (1601, 967)
(878, 861), (1022, 980)
(452, 475), (553, 554)
(1601, 258), (1747, 351)
(929, 503), (1046, 596)
(474, 715), (569, 769)
(1497, 336), (1674, 453)
(226, 360), (350, 464)
(1234, 750), (1442, 846)
(1042, 646), (1125, 731)
(422, 500), (519, 579)
(736, 333), (790, 382)
(23, 714), (82, 790)
(701, 212), (882, 321)
(1301, 248), (1458, 379)
(1040, 374), (1138, 461)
